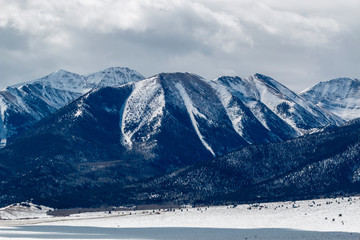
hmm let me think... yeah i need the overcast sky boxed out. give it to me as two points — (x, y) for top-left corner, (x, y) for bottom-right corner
(0, 0), (359, 92)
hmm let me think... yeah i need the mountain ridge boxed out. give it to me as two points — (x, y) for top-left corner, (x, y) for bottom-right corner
(9, 67), (144, 93)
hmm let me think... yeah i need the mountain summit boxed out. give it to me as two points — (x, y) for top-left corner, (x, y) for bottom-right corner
(14, 67), (145, 94)
(0, 67), (145, 147)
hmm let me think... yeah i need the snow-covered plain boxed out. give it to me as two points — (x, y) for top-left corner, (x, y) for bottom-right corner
(0, 197), (359, 239)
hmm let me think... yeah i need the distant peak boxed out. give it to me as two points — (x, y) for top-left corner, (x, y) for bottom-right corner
(156, 72), (202, 79)
(252, 73), (290, 91)
(48, 69), (79, 78)
(87, 66), (145, 80)
(253, 73), (273, 81)
(214, 76), (244, 86)
(327, 77), (359, 83)
(304, 77), (360, 91)
(216, 75), (242, 81)
(54, 69), (71, 74)
(102, 66), (131, 72)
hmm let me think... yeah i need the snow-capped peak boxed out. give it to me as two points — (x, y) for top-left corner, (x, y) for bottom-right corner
(85, 67), (145, 91)
(300, 77), (360, 121)
(10, 67), (145, 94)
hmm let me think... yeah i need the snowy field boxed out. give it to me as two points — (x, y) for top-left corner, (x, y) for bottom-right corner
(0, 196), (359, 240)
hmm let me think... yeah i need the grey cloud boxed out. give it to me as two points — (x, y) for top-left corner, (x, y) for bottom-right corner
(0, 28), (29, 51)
(0, 0), (359, 92)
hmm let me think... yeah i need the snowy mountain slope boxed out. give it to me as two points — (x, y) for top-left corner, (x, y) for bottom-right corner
(175, 83), (215, 156)
(155, 73), (247, 157)
(132, 119), (360, 205)
(0, 73), (247, 207)
(3, 72), (324, 208)
(97, 72), (248, 160)
(0, 67), (145, 147)
(120, 77), (166, 155)
(210, 76), (298, 143)
(211, 74), (344, 137)
(300, 78), (360, 121)
(0, 85), (82, 147)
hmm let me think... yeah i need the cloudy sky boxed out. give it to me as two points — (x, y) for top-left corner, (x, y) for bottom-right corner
(0, 0), (359, 92)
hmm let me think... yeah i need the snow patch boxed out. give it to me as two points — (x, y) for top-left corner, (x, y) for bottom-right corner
(352, 168), (360, 182)
(0, 138), (6, 148)
(120, 78), (165, 148)
(0, 98), (7, 122)
(74, 108), (83, 118)
(0, 98), (7, 146)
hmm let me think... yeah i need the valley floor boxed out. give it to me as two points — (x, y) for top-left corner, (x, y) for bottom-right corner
(0, 196), (359, 240)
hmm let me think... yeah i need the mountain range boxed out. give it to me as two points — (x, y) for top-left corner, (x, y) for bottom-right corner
(0, 67), (359, 208)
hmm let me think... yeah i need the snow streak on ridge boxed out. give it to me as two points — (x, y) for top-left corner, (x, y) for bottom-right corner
(211, 77), (273, 132)
(175, 83), (215, 156)
(210, 82), (248, 142)
(250, 75), (300, 131)
(0, 98), (6, 147)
